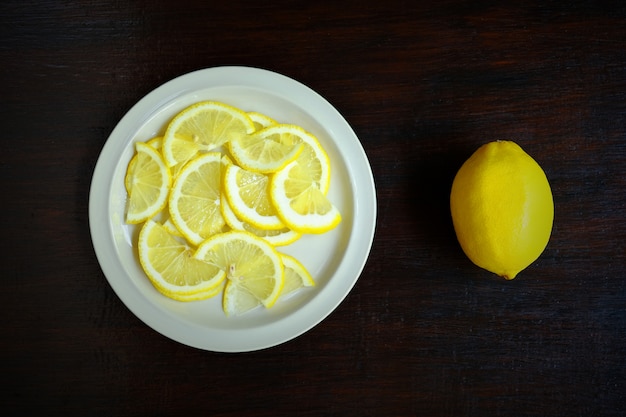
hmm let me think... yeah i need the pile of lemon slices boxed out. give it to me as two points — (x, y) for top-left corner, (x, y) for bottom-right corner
(123, 101), (340, 316)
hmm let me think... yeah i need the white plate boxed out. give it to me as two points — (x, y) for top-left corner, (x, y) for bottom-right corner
(89, 66), (376, 352)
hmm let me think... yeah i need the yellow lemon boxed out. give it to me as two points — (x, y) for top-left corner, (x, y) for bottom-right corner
(247, 111), (278, 130)
(228, 126), (303, 173)
(270, 160), (341, 234)
(280, 253), (315, 297)
(124, 142), (171, 224)
(194, 231), (284, 316)
(220, 193), (301, 247)
(162, 101), (255, 167)
(223, 163), (286, 230)
(168, 152), (226, 246)
(264, 124), (331, 194)
(138, 220), (225, 300)
(124, 100), (342, 316)
(450, 141), (554, 279)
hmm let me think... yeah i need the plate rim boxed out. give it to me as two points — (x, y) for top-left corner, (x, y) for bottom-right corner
(89, 66), (377, 352)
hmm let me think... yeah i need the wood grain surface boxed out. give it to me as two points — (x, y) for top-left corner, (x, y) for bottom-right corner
(2, 0), (625, 415)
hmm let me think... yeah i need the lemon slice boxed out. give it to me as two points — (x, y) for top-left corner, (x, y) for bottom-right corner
(168, 152), (226, 245)
(124, 137), (163, 193)
(174, 281), (225, 301)
(146, 136), (163, 149)
(141, 135), (186, 180)
(124, 142), (171, 224)
(124, 155), (138, 195)
(223, 163), (285, 230)
(162, 216), (183, 237)
(194, 231), (284, 316)
(248, 111), (278, 130)
(280, 253), (315, 297)
(162, 101), (255, 167)
(270, 160), (342, 234)
(229, 126), (303, 173)
(261, 124), (331, 194)
(220, 193), (301, 246)
(138, 220), (225, 300)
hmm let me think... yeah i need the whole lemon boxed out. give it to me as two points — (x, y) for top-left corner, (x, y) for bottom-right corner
(450, 141), (554, 279)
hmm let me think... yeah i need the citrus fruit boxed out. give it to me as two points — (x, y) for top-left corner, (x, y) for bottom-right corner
(450, 140), (554, 280)
(138, 220), (225, 300)
(124, 100), (341, 316)
(223, 163), (285, 230)
(124, 142), (171, 224)
(124, 137), (171, 193)
(162, 101), (255, 167)
(173, 281), (225, 302)
(145, 136), (162, 149)
(194, 231), (284, 316)
(168, 152), (226, 245)
(259, 124), (331, 193)
(124, 140), (165, 192)
(220, 193), (301, 246)
(270, 159), (341, 234)
(265, 125), (340, 233)
(280, 253), (315, 297)
(161, 216), (183, 237)
(229, 125), (303, 173)
(248, 111), (278, 130)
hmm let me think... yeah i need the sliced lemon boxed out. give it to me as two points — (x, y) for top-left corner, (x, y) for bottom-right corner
(146, 136), (187, 177)
(146, 136), (163, 149)
(162, 215), (183, 237)
(220, 193), (301, 246)
(248, 111), (278, 130)
(169, 160), (186, 180)
(124, 142), (171, 224)
(220, 153), (233, 183)
(222, 280), (263, 316)
(168, 152), (226, 245)
(262, 124), (331, 194)
(270, 160), (341, 234)
(173, 281), (225, 302)
(124, 137), (164, 194)
(138, 220), (225, 300)
(229, 125), (303, 173)
(223, 163), (285, 230)
(124, 154), (138, 195)
(194, 231), (284, 316)
(280, 253), (315, 297)
(162, 131), (200, 169)
(162, 101), (255, 167)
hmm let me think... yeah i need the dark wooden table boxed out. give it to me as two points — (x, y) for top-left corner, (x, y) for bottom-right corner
(2, 1), (625, 415)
